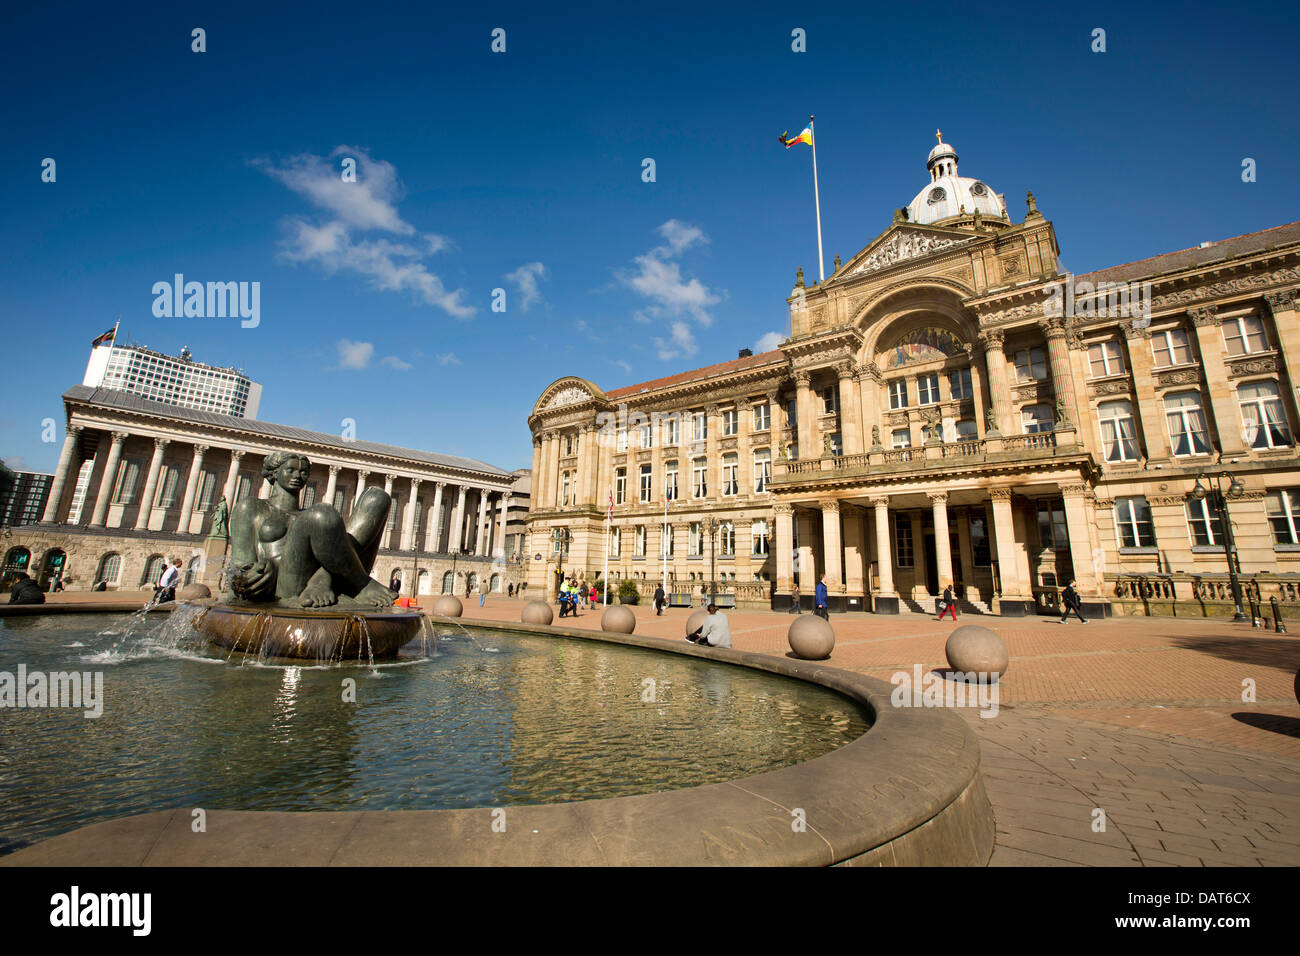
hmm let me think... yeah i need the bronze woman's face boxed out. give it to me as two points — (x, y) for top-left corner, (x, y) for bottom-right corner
(275, 457), (310, 491)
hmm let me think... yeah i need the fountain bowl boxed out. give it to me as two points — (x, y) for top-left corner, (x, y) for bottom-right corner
(189, 601), (423, 662)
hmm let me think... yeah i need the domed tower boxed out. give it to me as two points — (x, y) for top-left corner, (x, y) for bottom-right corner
(905, 132), (1008, 227)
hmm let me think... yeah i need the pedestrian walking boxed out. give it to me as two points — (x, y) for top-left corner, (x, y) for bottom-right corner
(814, 574), (829, 620)
(789, 583), (802, 614)
(935, 584), (958, 621)
(653, 584), (666, 616)
(1059, 581), (1088, 623)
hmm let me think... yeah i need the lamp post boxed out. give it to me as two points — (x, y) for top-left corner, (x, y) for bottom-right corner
(1189, 472), (1248, 623)
(705, 516), (718, 604)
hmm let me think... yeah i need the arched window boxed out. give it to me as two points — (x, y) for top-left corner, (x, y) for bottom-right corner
(441, 571), (454, 594)
(466, 572), (478, 592)
(417, 570), (430, 595)
(142, 554), (166, 587)
(490, 573), (501, 592)
(185, 556), (202, 585)
(97, 553), (122, 587)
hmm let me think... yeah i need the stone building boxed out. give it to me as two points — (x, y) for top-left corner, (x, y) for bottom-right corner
(3, 385), (525, 597)
(525, 137), (1300, 616)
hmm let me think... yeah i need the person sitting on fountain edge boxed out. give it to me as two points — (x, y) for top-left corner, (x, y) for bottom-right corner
(226, 450), (396, 609)
(686, 604), (731, 648)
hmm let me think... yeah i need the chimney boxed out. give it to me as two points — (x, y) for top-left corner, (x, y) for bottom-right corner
(738, 348), (753, 358)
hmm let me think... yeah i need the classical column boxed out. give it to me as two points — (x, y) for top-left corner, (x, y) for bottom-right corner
(177, 443), (209, 534)
(820, 498), (843, 589)
(1265, 290), (1300, 410)
(930, 491), (952, 590)
(495, 494), (510, 557)
(426, 481), (445, 552)
(222, 450), (245, 504)
(400, 478), (421, 551)
(324, 465), (340, 509)
(858, 365), (882, 449)
(1040, 318), (1078, 425)
(381, 474), (397, 548)
(837, 362), (863, 455)
(1189, 306), (1245, 454)
(354, 469), (370, 506)
(134, 438), (170, 530)
(704, 404), (719, 496)
(42, 425), (83, 523)
(989, 488), (1026, 605)
(1060, 482), (1101, 599)
(795, 510), (817, 585)
(766, 390), (783, 460)
(842, 506), (866, 599)
(979, 329), (1012, 434)
(1120, 320), (1168, 460)
(451, 485), (468, 552)
(737, 398), (753, 495)
(475, 491), (490, 555)
(581, 424), (600, 505)
(89, 431), (128, 527)
(909, 511), (926, 600)
(774, 503), (795, 593)
(871, 496), (896, 598)
(794, 370), (815, 458)
(530, 435), (543, 499)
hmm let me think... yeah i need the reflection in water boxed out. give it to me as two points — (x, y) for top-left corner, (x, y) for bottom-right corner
(0, 613), (869, 856)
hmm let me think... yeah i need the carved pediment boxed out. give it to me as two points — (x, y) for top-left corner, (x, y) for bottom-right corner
(546, 385), (591, 409)
(843, 227), (977, 279)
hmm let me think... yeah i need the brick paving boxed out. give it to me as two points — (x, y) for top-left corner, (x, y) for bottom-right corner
(451, 595), (1300, 866)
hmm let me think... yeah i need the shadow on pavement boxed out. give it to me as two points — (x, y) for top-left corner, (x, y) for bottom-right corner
(1170, 635), (1300, 669)
(1231, 712), (1300, 739)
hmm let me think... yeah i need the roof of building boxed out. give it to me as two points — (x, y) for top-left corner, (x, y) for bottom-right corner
(1074, 221), (1300, 286)
(63, 385), (513, 478)
(605, 349), (787, 399)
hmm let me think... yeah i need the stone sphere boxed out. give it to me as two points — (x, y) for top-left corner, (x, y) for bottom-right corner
(601, 605), (636, 634)
(521, 600), (554, 626)
(945, 624), (1009, 678)
(432, 595), (463, 618)
(176, 583), (211, 601)
(788, 614), (835, 660)
(685, 609), (709, 638)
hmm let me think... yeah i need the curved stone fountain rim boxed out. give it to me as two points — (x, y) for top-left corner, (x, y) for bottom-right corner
(2, 618), (994, 867)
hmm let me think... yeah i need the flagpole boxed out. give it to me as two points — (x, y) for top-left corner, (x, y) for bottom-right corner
(604, 486), (611, 606)
(661, 497), (668, 595)
(810, 115), (825, 282)
(99, 315), (122, 387)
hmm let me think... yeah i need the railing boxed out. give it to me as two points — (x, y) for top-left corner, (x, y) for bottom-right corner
(833, 453), (870, 471)
(784, 459), (821, 474)
(941, 439), (984, 458)
(1002, 432), (1057, 453)
(1107, 572), (1300, 614)
(635, 580), (769, 604)
(883, 449), (915, 464)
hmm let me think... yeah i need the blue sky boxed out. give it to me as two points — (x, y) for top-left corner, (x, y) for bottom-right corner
(2, 0), (1297, 474)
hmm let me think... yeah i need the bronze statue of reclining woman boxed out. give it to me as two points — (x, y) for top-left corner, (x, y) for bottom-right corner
(226, 451), (396, 608)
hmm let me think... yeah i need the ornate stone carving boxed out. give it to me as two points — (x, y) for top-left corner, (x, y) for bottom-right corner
(988, 488), (1013, 501)
(1226, 355), (1278, 377)
(1150, 268), (1300, 310)
(1188, 305), (1219, 327)
(1155, 368), (1202, 388)
(154, 437), (170, 451)
(1039, 316), (1067, 338)
(1088, 378), (1133, 397)
(1264, 288), (1299, 313)
(546, 385), (590, 409)
(978, 329), (1006, 350)
(793, 369), (812, 386)
(869, 496), (891, 508)
(327, 464), (341, 476)
(819, 499), (840, 513)
(835, 360), (855, 379)
(1059, 483), (1091, 497)
(864, 361), (884, 384)
(885, 411), (909, 426)
(927, 491), (949, 504)
(1147, 495), (1187, 507)
(848, 230), (973, 276)
(1121, 319), (1152, 340)
(772, 503), (794, 515)
(1000, 255), (1023, 277)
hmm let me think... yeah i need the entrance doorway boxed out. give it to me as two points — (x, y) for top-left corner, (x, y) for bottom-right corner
(922, 532), (938, 596)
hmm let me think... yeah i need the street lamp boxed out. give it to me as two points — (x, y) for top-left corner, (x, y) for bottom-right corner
(1189, 472), (1248, 622)
(705, 516), (718, 604)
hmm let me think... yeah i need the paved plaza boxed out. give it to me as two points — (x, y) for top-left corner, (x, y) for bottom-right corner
(448, 597), (1300, 866)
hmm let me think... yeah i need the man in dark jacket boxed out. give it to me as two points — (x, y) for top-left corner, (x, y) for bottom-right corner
(7, 573), (45, 605)
(1059, 581), (1088, 623)
(936, 584), (957, 620)
(814, 574), (829, 620)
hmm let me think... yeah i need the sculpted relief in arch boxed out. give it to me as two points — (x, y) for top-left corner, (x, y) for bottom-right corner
(546, 385), (591, 409)
(882, 327), (967, 369)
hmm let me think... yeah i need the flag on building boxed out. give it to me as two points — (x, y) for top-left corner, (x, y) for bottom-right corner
(779, 125), (813, 149)
(608, 488), (614, 521)
(91, 327), (116, 347)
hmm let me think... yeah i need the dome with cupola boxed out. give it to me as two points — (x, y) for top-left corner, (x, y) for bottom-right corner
(906, 132), (1007, 225)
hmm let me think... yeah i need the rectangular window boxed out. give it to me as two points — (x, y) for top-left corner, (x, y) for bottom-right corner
(663, 417), (679, 446)
(616, 428), (628, 453)
(753, 403), (771, 432)
(155, 464), (182, 508)
(1152, 328), (1194, 367)
(1222, 314), (1269, 356)
(195, 469), (219, 513)
(639, 464), (652, 502)
(1165, 392), (1212, 456)
(1088, 340), (1126, 377)
(692, 458), (707, 498)
(752, 518), (770, 556)
(1021, 404), (1054, 434)
(721, 408), (738, 436)
(300, 481), (318, 509)
(692, 411), (707, 443)
(1036, 502), (1068, 550)
(614, 468), (627, 505)
(662, 524), (675, 557)
(821, 386), (837, 414)
(640, 423), (653, 448)
(720, 522), (735, 557)
(1266, 489), (1300, 545)
(689, 522), (703, 557)
(894, 518), (914, 568)
(1239, 380), (1292, 449)
(948, 368), (973, 401)
(889, 380), (909, 409)
(1014, 348), (1047, 382)
(917, 373), (940, 405)
(609, 527), (621, 558)
(113, 459), (142, 504)
(1098, 399), (1139, 462)
(970, 513), (991, 566)
(1186, 498), (1225, 547)
(664, 462), (679, 501)
(753, 448), (771, 493)
(721, 454), (738, 496)
(561, 472), (571, 507)
(634, 525), (647, 557)
(891, 428), (912, 449)
(1115, 497), (1156, 548)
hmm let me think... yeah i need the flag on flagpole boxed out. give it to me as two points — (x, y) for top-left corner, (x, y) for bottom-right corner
(608, 489), (614, 521)
(779, 126), (813, 149)
(90, 327), (116, 347)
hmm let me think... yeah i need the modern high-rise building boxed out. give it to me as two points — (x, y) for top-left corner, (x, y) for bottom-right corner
(0, 462), (52, 528)
(82, 342), (262, 418)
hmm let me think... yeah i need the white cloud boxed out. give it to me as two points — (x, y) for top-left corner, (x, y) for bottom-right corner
(654, 321), (698, 361)
(336, 339), (374, 369)
(657, 219), (706, 255)
(505, 262), (548, 312)
(381, 355), (413, 371)
(611, 359), (632, 375)
(256, 146), (474, 319)
(436, 352), (462, 366)
(755, 331), (785, 353)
